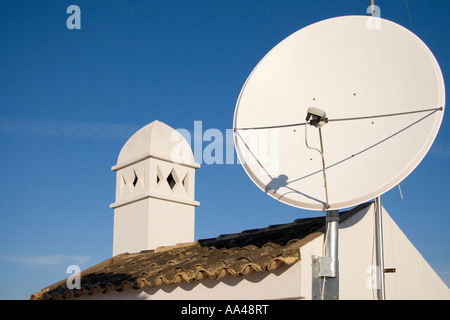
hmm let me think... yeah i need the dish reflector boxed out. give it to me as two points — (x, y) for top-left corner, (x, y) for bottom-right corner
(233, 16), (445, 211)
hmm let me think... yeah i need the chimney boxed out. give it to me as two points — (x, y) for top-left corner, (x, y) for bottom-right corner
(110, 120), (200, 256)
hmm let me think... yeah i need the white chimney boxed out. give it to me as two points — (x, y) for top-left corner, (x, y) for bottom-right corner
(110, 120), (200, 256)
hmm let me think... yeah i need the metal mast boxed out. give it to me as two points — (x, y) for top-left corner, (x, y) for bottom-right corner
(369, 0), (386, 300)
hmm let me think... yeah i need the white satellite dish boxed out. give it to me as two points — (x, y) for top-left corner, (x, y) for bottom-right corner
(234, 15), (445, 212)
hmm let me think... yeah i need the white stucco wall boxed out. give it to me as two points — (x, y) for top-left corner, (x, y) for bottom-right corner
(79, 204), (449, 300)
(381, 207), (449, 299)
(113, 198), (195, 256)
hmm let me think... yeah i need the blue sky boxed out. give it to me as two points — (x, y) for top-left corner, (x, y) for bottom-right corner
(0, 0), (449, 299)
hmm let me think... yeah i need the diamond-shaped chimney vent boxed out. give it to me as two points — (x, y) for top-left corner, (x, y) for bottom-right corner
(132, 172), (138, 187)
(166, 171), (176, 190)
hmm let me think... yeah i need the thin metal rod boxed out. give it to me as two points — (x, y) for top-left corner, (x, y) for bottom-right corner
(375, 196), (386, 300)
(327, 107), (442, 123)
(369, 0), (385, 300)
(234, 107), (442, 131)
(369, 0), (376, 16)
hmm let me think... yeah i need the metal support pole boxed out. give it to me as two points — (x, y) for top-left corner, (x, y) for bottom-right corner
(312, 210), (339, 300)
(375, 196), (386, 300)
(368, 0), (385, 300)
(325, 210), (339, 277)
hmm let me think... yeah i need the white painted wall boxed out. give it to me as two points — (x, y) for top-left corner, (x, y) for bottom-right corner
(79, 204), (449, 300)
(381, 207), (449, 299)
(113, 198), (195, 256)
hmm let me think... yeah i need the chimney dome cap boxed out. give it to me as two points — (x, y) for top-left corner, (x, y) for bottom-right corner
(113, 120), (199, 170)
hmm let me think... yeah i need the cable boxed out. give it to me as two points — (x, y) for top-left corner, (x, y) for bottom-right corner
(305, 121), (330, 211)
(322, 277), (327, 300)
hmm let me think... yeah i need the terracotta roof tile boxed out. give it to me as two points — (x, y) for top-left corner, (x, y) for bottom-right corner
(30, 202), (370, 300)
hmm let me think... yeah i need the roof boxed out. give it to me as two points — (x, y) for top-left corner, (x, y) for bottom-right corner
(30, 203), (370, 300)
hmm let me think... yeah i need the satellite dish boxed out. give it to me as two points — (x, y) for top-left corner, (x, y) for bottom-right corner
(234, 16), (445, 211)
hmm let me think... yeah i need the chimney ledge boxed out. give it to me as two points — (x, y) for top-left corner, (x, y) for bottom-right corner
(110, 191), (200, 209)
(112, 152), (201, 172)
